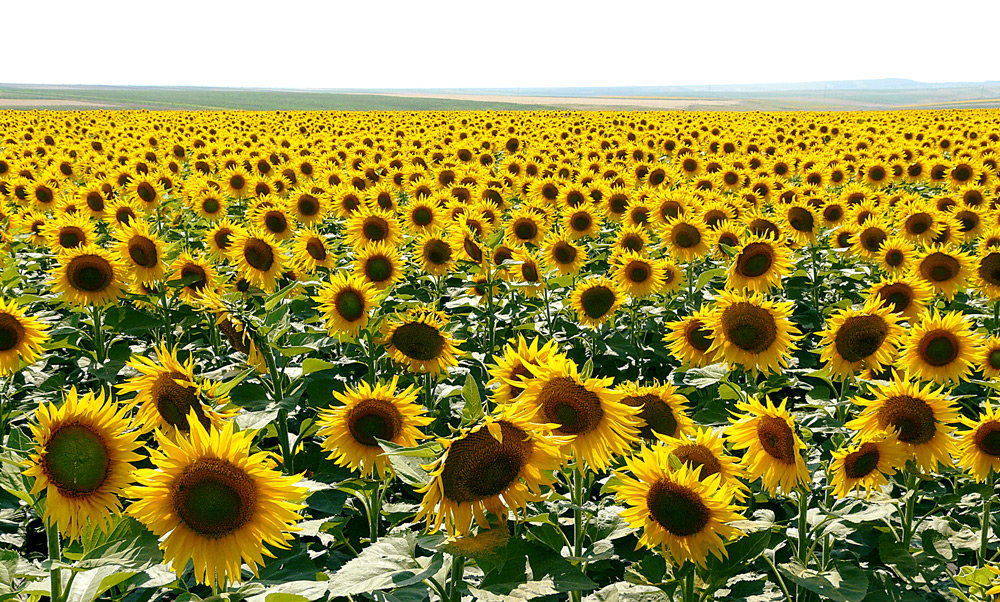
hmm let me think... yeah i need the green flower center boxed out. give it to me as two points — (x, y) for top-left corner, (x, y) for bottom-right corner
(43, 424), (110, 496)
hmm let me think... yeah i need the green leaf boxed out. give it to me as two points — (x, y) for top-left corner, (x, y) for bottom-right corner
(265, 281), (301, 311)
(301, 358), (337, 375)
(581, 358), (594, 380)
(328, 533), (443, 597)
(213, 366), (257, 397)
(681, 364), (727, 388)
(695, 268), (726, 290)
(461, 373), (484, 425)
(778, 558), (868, 602)
(0, 550), (17, 588)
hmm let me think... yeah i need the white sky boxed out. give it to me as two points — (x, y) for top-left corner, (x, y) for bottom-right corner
(5, 0), (999, 89)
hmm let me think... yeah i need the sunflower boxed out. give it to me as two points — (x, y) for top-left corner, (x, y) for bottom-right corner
(564, 206), (602, 239)
(867, 275), (934, 323)
(487, 335), (562, 404)
(956, 402), (1000, 482)
(117, 343), (232, 438)
(900, 206), (944, 245)
(191, 189), (227, 221)
(779, 202), (819, 246)
(541, 233), (587, 276)
(612, 251), (666, 297)
(222, 166), (251, 198)
(612, 446), (744, 568)
(915, 244), (973, 301)
(617, 381), (694, 441)
(726, 396), (810, 495)
(829, 432), (907, 499)
(112, 219), (167, 285)
(403, 197), (442, 235)
(416, 406), (570, 536)
(44, 212), (97, 254)
(205, 219), (244, 258)
(973, 248), (1000, 300)
(664, 306), (720, 368)
(196, 292), (266, 373)
(818, 297), (905, 380)
(289, 190), (325, 225)
(659, 427), (748, 500)
(254, 204), (294, 242)
(725, 233), (791, 293)
(50, 244), (129, 307)
(418, 235), (454, 276)
(509, 248), (545, 297)
(355, 241), (404, 290)
(168, 253), (216, 303)
(23, 387), (142, 540)
(380, 306), (462, 376)
(851, 219), (892, 260)
(875, 235), (915, 275)
(0, 297), (49, 376)
(346, 207), (402, 249)
(707, 289), (800, 376)
(980, 337), (1000, 380)
(126, 417), (306, 588)
(313, 272), (378, 340)
(505, 208), (548, 247)
(846, 375), (959, 472)
(516, 353), (640, 472)
(901, 310), (979, 385)
(663, 216), (712, 262)
(317, 377), (432, 479)
(449, 220), (487, 266)
(289, 227), (334, 274)
(570, 276), (625, 329)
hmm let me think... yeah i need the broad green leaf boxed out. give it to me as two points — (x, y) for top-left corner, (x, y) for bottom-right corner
(778, 558), (868, 602)
(301, 358), (337, 374)
(328, 533), (443, 597)
(682, 364), (727, 388)
(461, 373), (484, 425)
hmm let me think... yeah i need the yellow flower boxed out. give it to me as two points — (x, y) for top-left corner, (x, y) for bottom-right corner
(313, 271), (378, 340)
(126, 417), (306, 588)
(726, 396), (810, 495)
(317, 377), (432, 478)
(818, 297), (905, 380)
(23, 387), (142, 540)
(570, 276), (625, 329)
(380, 306), (463, 376)
(0, 297), (49, 376)
(707, 289), (801, 376)
(612, 446), (745, 567)
(50, 244), (129, 307)
(901, 310), (979, 385)
(956, 402), (1000, 482)
(830, 432), (906, 499)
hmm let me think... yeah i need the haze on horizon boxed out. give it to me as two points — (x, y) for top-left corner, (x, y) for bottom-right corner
(8, 0), (999, 90)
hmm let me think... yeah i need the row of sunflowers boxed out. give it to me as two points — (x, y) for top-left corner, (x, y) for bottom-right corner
(0, 109), (1000, 601)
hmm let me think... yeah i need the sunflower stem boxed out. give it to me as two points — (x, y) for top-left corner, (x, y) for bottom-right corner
(447, 554), (465, 602)
(570, 461), (586, 602)
(900, 469), (918, 549)
(809, 243), (822, 316)
(686, 261), (695, 309)
(980, 472), (995, 567)
(795, 488), (810, 602)
(682, 565), (696, 602)
(46, 521), (63, 602)
(158, 285), (173, 349)
(90, 304), (106, 365)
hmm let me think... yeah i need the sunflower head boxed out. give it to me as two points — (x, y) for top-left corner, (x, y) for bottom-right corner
(726, 396), (810, 495)
(617, 381), (693, 441)
(50, 244), (129, 307)
(24, 387), (143, 540)
(314, 271), (378, 340)
(708, 289), (800, 376)
(380, 306), (463, 376)
(0, 297), (49, 376)
(570, 276), (625, 329)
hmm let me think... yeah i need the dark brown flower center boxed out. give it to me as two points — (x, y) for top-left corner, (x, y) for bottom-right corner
(672, 444), (722, 479)
(757, 415), (796, 464)
(391, 322), (446, 361)
(440, 421), (532, 502)
(978, 252), (1000, 287)
(0, 312), (25, 352)
(425, 239), (451, 265)
(877, 395), (936, 444)
(918, 329), (960, 366)
(306, 237), (327, 261)
(736, 242), (775, 278)
(974, 420), (1000, 458)
(646, 479), (710, 536)
(335, 289), (365, 322)
(537, 376), (604, 435)
(720, 302), (777, 353)
(623, 393), (677, 439)
(346, 398), (403, 446)
(152, 370), (210, 431)
(920, 252), (959, 283)
(58, 226), (86, 249)
(128, 236), (158, 268)
(173, 458), (257, 538)
(834, 314), (889, 363)
(580, 286), (617, 319)
(66, 254), (114, 293)
(788, 207), (814, 233)
(672, 224), (701, 249)
(843, 442), (880, 479)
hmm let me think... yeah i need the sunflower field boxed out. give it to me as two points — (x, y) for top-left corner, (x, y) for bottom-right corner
(1, 109), (1000, 602)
